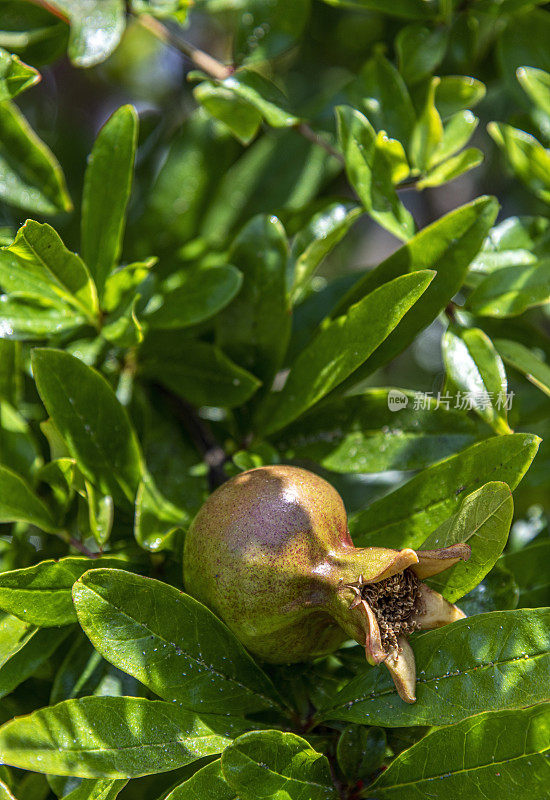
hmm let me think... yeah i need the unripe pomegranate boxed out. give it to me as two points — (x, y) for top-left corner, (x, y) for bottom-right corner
(183, 465), (469, 702)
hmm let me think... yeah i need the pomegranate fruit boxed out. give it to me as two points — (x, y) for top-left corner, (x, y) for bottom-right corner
(183, 465), (470, 702)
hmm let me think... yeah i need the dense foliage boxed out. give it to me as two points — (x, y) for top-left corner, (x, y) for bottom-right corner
(0, 0), (548, 798)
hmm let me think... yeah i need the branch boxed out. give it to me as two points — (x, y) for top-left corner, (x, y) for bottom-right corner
(137, 13), (232, 81)
(136, 14), (343, 164)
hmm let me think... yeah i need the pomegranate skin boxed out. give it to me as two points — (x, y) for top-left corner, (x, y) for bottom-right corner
(183, 465), (358, 662)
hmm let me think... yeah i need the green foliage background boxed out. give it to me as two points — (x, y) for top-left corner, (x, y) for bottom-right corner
(0, 0), (548, 798)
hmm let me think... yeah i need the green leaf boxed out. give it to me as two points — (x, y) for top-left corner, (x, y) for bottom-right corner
(336, 105), (415, 241)
(134, 471), (189, 552)
(471, 215), (550, 274)
(1, 220), (99, 319)
(0, 556), (130, 626)
(396, 24), (448, 85)
(467, 261), (550, 316)
(216, 215), (289, 384)
(0, 100), (71, 214)
(0, 463), (58, 531)
(0, 340), (19, 403)
(233, 0), (311, 65)
(81, 105), (138, 297)
(130, 0), (189, 22)
(494, 338), (550, 397)
(275, 389), (485, 473)
(443, 325), (511, 433)
(369, 703), (550, 798)
(258, 270), (434, 435)
(0, 696), (230, 777)
(102, 259), (154, 313)
(416, 147), (483, 189)
(459, 562), (519, 617)
(500, 540), (550, 608)
(433, 110), (479, 165)
(421, 481), (514, 602)
(0, 612), (70, 699)
(45, 0), (125, 67)
(221, 69), (299, 127)
(165, 760), (235, 800)
(0, 297), (86, 340)
(332, 196), (498, 387)
(31, 349), (144, 506)
(147, 264), (242, 330)
(410, 78), (443, 172)
(435, 76), (486, 119)
(0, 779), (15, 800)
(352, 52), (416, 147)
(350, 433), (539, 549)
(317, 608), (550, 727)
(336, 725), (385, 782)
(221, 731), (337, 800)
(72, 568), (284, 716)
(139, 338), (262, 408)
(517, 65), (550, 116)
(290, 202), (361, 303)
(0, 47), (39, 100)
(488, 122), (550, 203)
(193, 82), (262, 145)
(63, 779), (128, 800)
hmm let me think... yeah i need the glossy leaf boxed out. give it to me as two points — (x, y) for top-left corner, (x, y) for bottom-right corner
(435, 76), (486, 119)
(352, 52), (416, 147)
(221, 730), (337, 800)
(72, 568), (284, 715)
(319, 0), (438, 18)
(350, 433), (539, 549)
(369, 704), (550, 798)
(165, 760), (235, 800)
(443, 325), (511, 433)
(500, 540), (550, 608)
(216, 215), (289, 384)
(139, 338), (262, 408)
(31, 349), (144, 506)
(258, 270), (434, 435)
(0, 612), (70, 699)
(410, 78), (443, 172)
(332, 196), (498, 387)
(336, 105), (415, 241)
(0, 696), (230, 777)
(45, 0), (125, 67)
(221, 70), (299, 128)
(488, 122), (550, 203)
(421, 481), (514, 601)
(134, 471), (189, 552)
(467, 260), (550, 316)
(194, 82), (262, 145)
(396, 24), (448, 85)
(0, 297), (85, 339)
(433, 110), (479, 164)
(0, 100), (71, 214)
(0, 464), (58, 531)
(517, 65), (550, 116)
(63, 779), (128, 800)
(146, 264), (242, 330)
(275, 389), (485, 473)
(0, 47), (39, 100)
(81, 106), (138, 297)
(416, 147), (483, 189)
(0, 556), (129, 626)
(494, 338), (550, 397)
(317, 608), (550, 727)
(0, 780), (15, 800)
(290, 202), (361, 302)
(1, 220), (99, 318)
(458, 562), (519, 617)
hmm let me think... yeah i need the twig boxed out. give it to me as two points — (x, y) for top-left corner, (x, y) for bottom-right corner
(135, 13), (344, 164)
(137, 13), (232, 81)
(153, 384), (228, 490)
